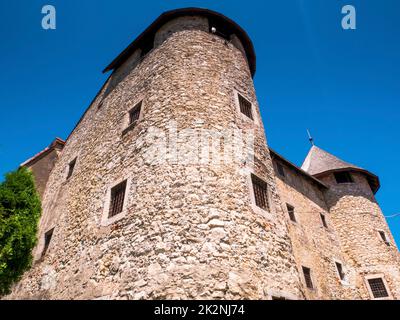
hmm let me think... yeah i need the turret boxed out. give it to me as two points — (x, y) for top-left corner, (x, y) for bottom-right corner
(302, 145), (400, 299)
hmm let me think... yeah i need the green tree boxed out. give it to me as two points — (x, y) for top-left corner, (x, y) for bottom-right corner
(0, 167), (41, 296)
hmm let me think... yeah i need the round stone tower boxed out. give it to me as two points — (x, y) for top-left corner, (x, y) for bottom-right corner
(302, 146), (400, 299)
(8, 8), (304, 300)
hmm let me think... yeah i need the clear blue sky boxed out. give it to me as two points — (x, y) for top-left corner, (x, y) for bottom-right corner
(0, 1), (399, 244)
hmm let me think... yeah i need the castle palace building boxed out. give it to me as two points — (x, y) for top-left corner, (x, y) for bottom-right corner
(8, 8), (400, 300)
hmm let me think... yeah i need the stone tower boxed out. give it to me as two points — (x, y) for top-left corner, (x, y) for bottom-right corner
(8, 8), (305, 300)
(302, 146), (400, 299)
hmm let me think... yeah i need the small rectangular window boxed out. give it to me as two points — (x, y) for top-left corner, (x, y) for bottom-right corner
(238, 94), (253, 120)
(251, 174), (269, 210)
(368, 278), (389, 299)
(277, 163), (285, 177)
(335, 262), (345, 281)
(302, 266), (314, 289)
(66, 158), (77, 180)
(320, 213), (328, 228)
(129, 102), (142, 126)
(42, 228), (54, 258)
(334, 171), (353, 184)
(286, 204), (296, 222)
(379, 231), (390, 246)
(109, 180), (127, 218)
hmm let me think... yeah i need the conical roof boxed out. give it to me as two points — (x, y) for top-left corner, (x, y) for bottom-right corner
(301, 145), (380, 193)
(301, 145), (361, 176)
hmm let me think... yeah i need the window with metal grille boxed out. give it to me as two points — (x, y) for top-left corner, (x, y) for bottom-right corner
(129, 102), (142, 126)
(287, 204), (296, 222)
(66, 158), (76, 180)
(379, 231), (390, 246)
(251, 174), (269, 210)
(368, 278), (389, 298)
(320, 213), (328, 228)
(238, 94), (253, 120)
(42, 228), (54, 258)
(335, 262), (345, 281)
(109, 180), (127, 218)
(302, 266), (314, 289)
(334, 171), (353, 184)
(277, 162), (285, 177)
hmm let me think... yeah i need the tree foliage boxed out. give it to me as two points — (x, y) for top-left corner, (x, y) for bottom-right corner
(0, 167), (41, 296)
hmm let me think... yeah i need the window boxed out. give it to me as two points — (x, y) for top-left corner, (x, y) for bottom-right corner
(271, 296), (288, 300)
(334, 171), (353, 184)
(286, 204), (296, 222)
(42, 228), (54, 258)
(302, 266), (314, 289)
(367, 278), (389, 299)
(251, 174), (269, 210)
(129, 102), (142, 126)
(320, 213), (328, 228)
(335, 262), (346, 281)
(66, 158), (77, 180)
(277, 162), (285, 177)
(238, 94), (253, 120)
(109, 180), (127, 218)
(379, 231), (390, 246)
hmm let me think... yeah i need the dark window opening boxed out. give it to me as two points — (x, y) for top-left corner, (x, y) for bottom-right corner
(238, 94), (253, 120)
(320, 213), (328, 228)
(334, 171), (353, 184)
(302, 266), (314, 289)
(66, 158), (77, 180)
(277, 162), (285, 177)
(42, 228), (54, 258)
(208, 18), (232, 41)
(379, 231), (390, 246)
(109, 180), (127, 218)
(287, 204), (296, 222)
(335, 262), (345, 281)
(251, 174), (269, 210)
(272, 296), (287, 300)
(368, 278), (389, 299)
(129, 102), (142, 126)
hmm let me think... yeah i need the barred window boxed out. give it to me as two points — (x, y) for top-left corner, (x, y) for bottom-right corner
(66, 158), (77, 180)
(320, 213), (328, 228)
(334, 171), (353, 184)
(379, 231), (390, 246)
(368, 278), (389, 299)
(129, 102), (142, 126)
(302, 266), (314, 289)
(109, 180), (127, 218)
(287, 204), (296, 222)
(238, 94), (253, 120)
(277, 162), (285, 177)
(42, 228), (54, 258)
(335, 262), (345, 281)
(251, 174), (269, 210)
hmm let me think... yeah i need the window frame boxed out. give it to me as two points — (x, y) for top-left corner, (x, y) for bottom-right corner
(276, 162), (285, 177)
(122, 100), (144, 136)
(302, 266), (314, 290)
(41, 228), (54, 258)
(250, 173), (270, 211)
(378, 230), (390, 246)
(286, 203), (296, 223)
(365, 274), (392, 300)
(66, 157), (77, 180)
(233, 89), (259, 125)
(101, 177), (132, 226)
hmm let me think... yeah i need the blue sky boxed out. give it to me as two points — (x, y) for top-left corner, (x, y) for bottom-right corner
(0, 0), (399, 244)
